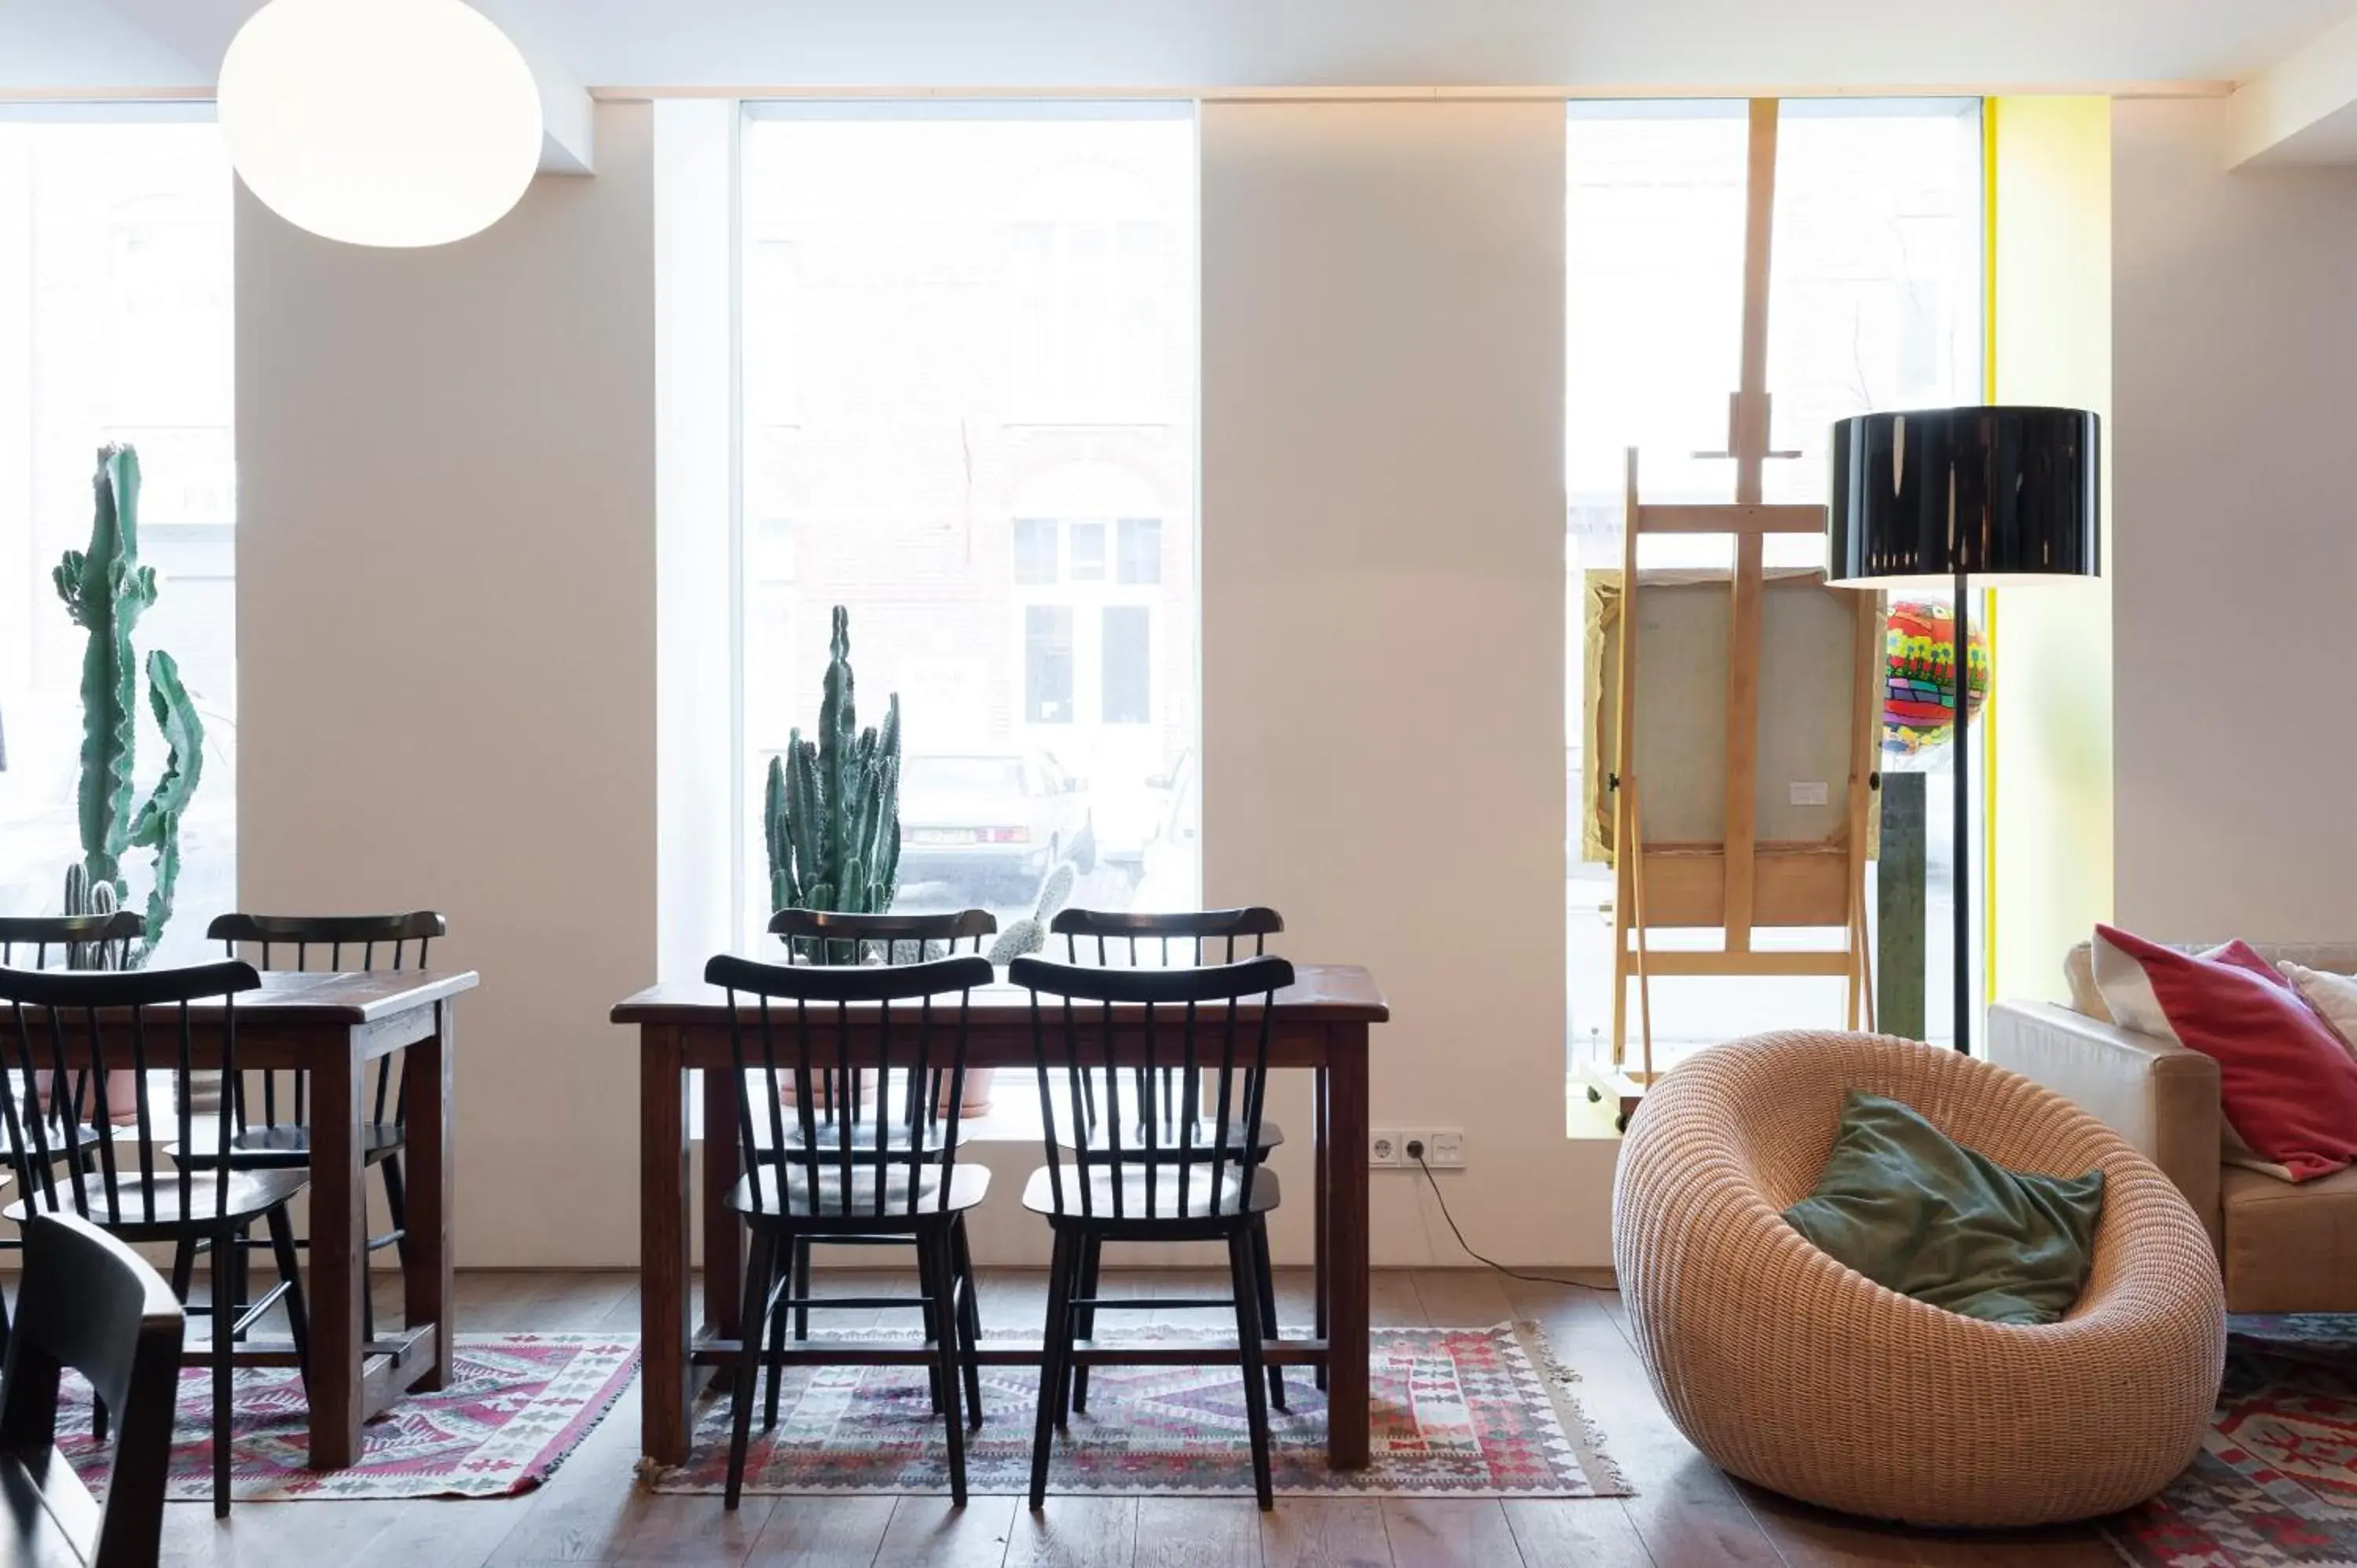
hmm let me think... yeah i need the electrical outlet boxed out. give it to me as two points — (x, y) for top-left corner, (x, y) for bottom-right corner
(1400, 1134), (1430, 1165)
(1425, 1129), (1467, 1168)
(1369, 1131), (1402, 1167)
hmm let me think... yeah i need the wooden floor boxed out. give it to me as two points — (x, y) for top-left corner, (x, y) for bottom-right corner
(159, 1267), (2120, 1568)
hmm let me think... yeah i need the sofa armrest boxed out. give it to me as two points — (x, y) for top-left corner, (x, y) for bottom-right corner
(1986, 1000), (2223, 1247)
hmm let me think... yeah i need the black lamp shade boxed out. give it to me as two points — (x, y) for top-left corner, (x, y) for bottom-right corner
(1828, 406), (2100, 587)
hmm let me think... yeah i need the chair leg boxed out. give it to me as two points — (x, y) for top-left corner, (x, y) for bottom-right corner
(762, 1242), (790, 1432)
(724, 1227), (775, 1512)
(1252, 1214), (1286, 1412)
(925, 1229), (968, 1508)
(792, 1238), (812, 1341)
(1226, 1228), (1275, 1511)
(1069, 1234), (1102, 1416)
(170, 1236), (196, 1304)
(266, 1204), (311, 1398)
(1029, 1227), (1078, 1511)
(211, 1223), (236, 1518)
(915, 1236), (945, 1415)
(951, 1218), (984, 1430)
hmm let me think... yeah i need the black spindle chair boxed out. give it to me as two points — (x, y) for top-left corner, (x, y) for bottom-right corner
(1017, 954), (1294, 1511)
(0, 960), (310, 1517)
(707, 951), (995, 1510)
(189, 912), (444, 1342)
(1049, 907), (1291, 1412)
(764, 909), (995, 1371)
(0, 1213), (182, 1568)
(0, 913), (145, 1355)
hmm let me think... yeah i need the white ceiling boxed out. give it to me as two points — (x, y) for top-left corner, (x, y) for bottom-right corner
(11, 0), (2357, 93)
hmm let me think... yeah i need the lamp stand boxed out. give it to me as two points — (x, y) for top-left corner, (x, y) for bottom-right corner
(1952, 563), (1972, 1055)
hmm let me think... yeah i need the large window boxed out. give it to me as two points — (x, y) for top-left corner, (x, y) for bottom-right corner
(0, 119), (236, 963)
(1564, 101), (1984, 1116)
(739, 106), (1200, 941)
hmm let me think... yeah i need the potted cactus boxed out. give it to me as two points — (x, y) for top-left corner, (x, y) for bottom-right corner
(764, 605), (900, 951)
(54, 444), (205, 968)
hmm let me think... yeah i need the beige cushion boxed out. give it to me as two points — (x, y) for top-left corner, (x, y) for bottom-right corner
(2220, 1163), (2357, 1312)
(2063, 939), (2357, 1024)
(2282, 962), (2357, 1059)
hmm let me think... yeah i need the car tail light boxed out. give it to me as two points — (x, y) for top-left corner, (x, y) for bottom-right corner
(977, 827), (1030, 844)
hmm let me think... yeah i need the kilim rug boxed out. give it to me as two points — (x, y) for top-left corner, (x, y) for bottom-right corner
(648, 1321), (1629, 1498)
(2110, 1315), (2357, 1566)
(60, 1333), (638, 1501)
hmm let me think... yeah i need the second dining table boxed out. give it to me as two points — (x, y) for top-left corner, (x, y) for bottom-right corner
(614, 962), (1390, 1469)
(148, 967), (476, 1468)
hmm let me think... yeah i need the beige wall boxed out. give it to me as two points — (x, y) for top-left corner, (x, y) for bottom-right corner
(2113, 97), (2357, 943)
(235, 103), (658, 1266)
(1201, 101), (1617, 1267)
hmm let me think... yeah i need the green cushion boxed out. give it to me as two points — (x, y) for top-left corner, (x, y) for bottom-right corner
(1782, 1090), (2105, 1325)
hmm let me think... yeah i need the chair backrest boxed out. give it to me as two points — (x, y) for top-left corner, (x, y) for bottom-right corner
(1052, 907), (1283, 967)
(705, 952), (993, 1219)
(0, 1213), (181, 1568)
(208, 910), (445, 972)
(1014, 954), (1294, 1219)
(0, 961), (260, 1227)
(0, 913), (143, 973)
(768, 908), (995, 967)
(207, 911), (445, 1131)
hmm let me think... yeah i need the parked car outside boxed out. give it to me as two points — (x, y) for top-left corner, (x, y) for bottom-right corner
(896, 752), (1095, 907)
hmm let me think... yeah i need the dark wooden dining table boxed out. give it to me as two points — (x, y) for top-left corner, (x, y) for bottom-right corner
(82, 968), (477, 1469)
(614, 964), (1389, 1469)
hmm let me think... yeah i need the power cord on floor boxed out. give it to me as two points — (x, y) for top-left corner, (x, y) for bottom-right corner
(1406, 1148), (1607, 1292)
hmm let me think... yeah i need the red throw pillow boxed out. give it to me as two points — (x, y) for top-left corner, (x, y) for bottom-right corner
(2091, 925), (2357, 1181)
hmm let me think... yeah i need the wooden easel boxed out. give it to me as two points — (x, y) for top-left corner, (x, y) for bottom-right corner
(1600, 100), (1880, 1130)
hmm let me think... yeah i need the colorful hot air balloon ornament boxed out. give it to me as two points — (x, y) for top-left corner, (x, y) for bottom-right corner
(1882, 599), (1989, 755)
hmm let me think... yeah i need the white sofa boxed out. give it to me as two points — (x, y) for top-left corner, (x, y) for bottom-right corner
(1987, 940), (2357, 1313)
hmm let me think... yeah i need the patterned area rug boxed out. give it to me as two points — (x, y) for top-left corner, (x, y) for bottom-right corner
(2110, 1316), (2357, 1566)
(61, 1333), (638, 1500)
(649, 1321), (1628, 1498)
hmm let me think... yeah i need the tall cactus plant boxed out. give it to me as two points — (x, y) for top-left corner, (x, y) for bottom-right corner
(53, 445), (205, 962)
(764, 606), (901, 945)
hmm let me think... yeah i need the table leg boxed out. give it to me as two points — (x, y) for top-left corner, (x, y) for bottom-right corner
(307, 1039), (365, 1470)
(1313, 1068), (1330, 1390)
(1325, 1028), (1371, 1468)
(701, 1063), (742, 1342)
(640, 1028), (694, 1466)
(401, 1001), (456, 1392)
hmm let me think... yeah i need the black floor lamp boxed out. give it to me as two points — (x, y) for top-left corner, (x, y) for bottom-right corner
(1827, 407), (2101, 1055)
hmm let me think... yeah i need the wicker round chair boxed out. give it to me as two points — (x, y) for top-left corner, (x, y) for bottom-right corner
(1614, 1031), (2225, 1527)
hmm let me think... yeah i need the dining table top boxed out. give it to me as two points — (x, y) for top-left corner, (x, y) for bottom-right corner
(611, 962), (1387, 1025)
(35, 966), (483, 1024)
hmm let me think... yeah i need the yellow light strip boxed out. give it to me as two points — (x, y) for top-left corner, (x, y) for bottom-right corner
(1981, 97), (2001, 1011)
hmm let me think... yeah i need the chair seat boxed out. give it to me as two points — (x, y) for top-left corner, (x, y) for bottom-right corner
(174, 1119), (405, 1167)
(1023, 1164), (1280, 1222)
(748, 1116), (976, 1155)
(1061, 1116), (1284, 1160)
(5, 1168), (308, 1232)
(727, 1163), (990, 1222)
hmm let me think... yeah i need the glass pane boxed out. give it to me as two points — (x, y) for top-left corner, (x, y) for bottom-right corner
(1012, 518), (1059, 584)
(1069, 520), (1107, 581)
(1563, 101), (1986, 1125)
(1102, 606), (1151, 724)
(0, 121), (236, 965)
(1116, 517), (1161, 585)
(742, 108), (1199, 932)
(1025, 605), (1076, 724)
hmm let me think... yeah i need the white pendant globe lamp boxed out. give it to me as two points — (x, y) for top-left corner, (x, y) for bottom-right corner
(218, 0), (543, 248)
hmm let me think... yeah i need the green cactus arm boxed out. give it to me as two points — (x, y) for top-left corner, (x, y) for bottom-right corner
(988, 918), (1044, 966)
(764, 756), (792, 912)
(786, 735), (824, 905)
(125, 650), (203, 952)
